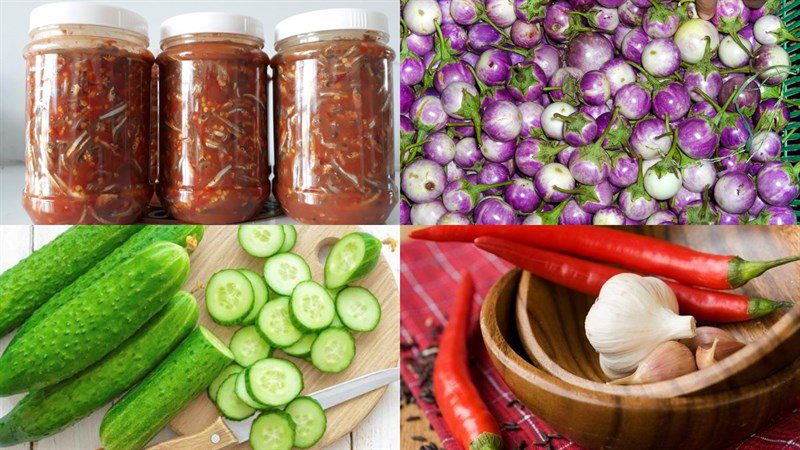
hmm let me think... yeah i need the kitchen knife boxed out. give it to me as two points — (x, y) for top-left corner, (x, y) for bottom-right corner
(148, 366), (400, 450)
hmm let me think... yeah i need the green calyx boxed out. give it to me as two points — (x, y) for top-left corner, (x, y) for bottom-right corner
(470, 432), (503, 450)
(554, 184), (601, 206)
(746, 297), (795, 319)
(627, 156), (652, 203)
(650, 131), (682, 179)
(718, 17), (752, 57)
(646, 0), (676, 25)
(689, 36), (720, 79)
(461, 179), (512, 204)
(537, 199), (570, 224)
(454, 87), (484, 146)
(728, 255), (800, 288)
(509, 64), (543, 98)
(520, 0), (547, 22)
(685, 190), (719, 224)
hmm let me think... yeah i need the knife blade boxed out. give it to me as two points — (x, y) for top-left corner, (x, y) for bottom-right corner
(225, 366), (399, 443)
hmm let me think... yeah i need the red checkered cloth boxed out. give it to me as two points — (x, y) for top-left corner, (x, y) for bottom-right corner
(400, 239), (800, 450)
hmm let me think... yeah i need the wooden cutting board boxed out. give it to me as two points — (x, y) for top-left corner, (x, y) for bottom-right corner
(167, 225), (398, 449)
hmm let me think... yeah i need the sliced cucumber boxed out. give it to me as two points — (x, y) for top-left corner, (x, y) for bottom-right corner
(238, 225), (285, 258)
(206, 270), (254, 326)
(230, 326), (272, 367)
(257, 298), (303, 348)
(285, 397), (327, 449)
(290, 281), (335, 332)
(208, 364), (244, 402)
(246, 358), (303, 407)
(279, 225), (297, 253)
(335, 286), (382, 332)
(324, 232), (381, 289)
(310, 328), (356, 373)
(216, 375), (255, 421)
(281, 334), (317, 358)
(239, 269), (270, 326)
(250, 411), (296, 450)
(235, 372), (267, 410)
(264, 253), (312, 296)
(327, 287), (346, 327)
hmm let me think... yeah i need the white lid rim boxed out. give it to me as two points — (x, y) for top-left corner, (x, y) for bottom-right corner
(274, 8), (389, 44)
(160, 12), (264, 42)
(29, 2), (148, 37)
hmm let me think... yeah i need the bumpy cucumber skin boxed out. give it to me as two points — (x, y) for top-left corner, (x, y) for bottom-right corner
(0, 292), (198, 445)
(100, 327), (233, 450)
(14, 225), (204, 342)
(0, 241), (191, 395)
(324, 232), (382, 289)
(0, 225), (142, 336)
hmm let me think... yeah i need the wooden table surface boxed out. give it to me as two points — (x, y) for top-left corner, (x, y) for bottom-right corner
(0, 225), (400, 450)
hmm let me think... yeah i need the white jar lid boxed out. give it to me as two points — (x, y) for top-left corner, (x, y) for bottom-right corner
(160, 12), (264, 41)
(29, 2), (148, 37)
(274, 8), (388, 44)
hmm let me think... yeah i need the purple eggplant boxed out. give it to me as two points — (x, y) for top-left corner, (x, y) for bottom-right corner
(505, 177), (543, 213)
(532, 44), (563, 80)
(467, 22), (504, 51)
(689, 101), (718, 118)
(474, 196), (520, 224)
(401, 54), (425, 86)
(754, 98), (790, 132)
(507, 63), (547, 101)
(400, 115), (416, 149)
(717, 211), (745, 225)
(646, 209), (678, 224)
(618, 160), (658, 220)
(641, 38), (681, 77)
(442, 24), (468, 54)
(534, 162), (577, 201)
(682, 37), (723, 102)
(485, 0), (517, 27)
(404, 0), (443, 35)
(596, 110), (632, 149)
(643, 1), (680, 38)
(558, 199), (594, 224)
(544, 1), (576, 42)
(515, 139), (567, 176)
(651, 82), (691, 121)
(676, 117), (719, 159)
(749, 131), (782, 162)
(566, 32), (616, 72)
(580, 70), (612, 106)
(559, 110), (598, 147)
(402, 158), (447, 203)
(443, 178), (512, 213)
(410, 200), (448, 225)
(719, 114), (752, 150)
(679, 192), (720, 224)
(712, 0), (751, 41)
(630, 117), (671, 159)
(515, 0), (547, 21)
(756, 161), (799, 206)
(719, 75), (761, 116)
(752, 205), (797, 225)
(717, 146), (752, 174)
(574, 181), (617, 213)
(681, 158), (717, 192)
(618, 0), (646, 27)
(546, 67), (583, 103)
(643, 139), (683, 200)
(423, 132), (457, 165)
(670, 186), (703, 214)
(400, 85), (414, 115)
(510, 20), (544, 49)
(613, 23), (634, 49)
(475, 49), (513, 86)
(406, 33), (435, 56)
(400, 198), (411, 224)
(450, 0), (480, 24)
(614, 83), (651, 120)
(621, 27), (652, 63)
(581, 103), (612, 119)
(483, 100), (523, 142)
(714, 171), (756, 213)
(477, 161), (512, 195)
(434, 61), (475, 92)
(444, 161), (466, 182)
(411, 95), (449, 133)
(481, 134), (518, 163)
(752, 44), (792, 86)
(518, 102), (545, 138)
(437, 212), (472, 224)
(608, 151), (639, 188)
(454, 137), (483, 168)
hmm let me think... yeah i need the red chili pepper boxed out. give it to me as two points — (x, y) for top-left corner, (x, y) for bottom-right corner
(474, 237), (794, 323)
(410, 226), (800, 290)
(433, 271), (502, 450)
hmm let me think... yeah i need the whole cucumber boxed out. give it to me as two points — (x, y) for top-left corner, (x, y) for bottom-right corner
(100, 327), (233, 450)
(0, 225), (142, 336)
(13, 225), (204, 342)
(0, 241), (190, 395)
(0, 291), (199, 445)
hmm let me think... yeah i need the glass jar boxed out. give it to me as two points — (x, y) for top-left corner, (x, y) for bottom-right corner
(272, 9), (397, 224)
(157, 13), (270, 224)
(22, 3), (154, 224)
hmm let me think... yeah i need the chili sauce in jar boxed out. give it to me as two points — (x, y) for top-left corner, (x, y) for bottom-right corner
(23, 3), (154, 224)
(272, 9), (397, 224)
(157, 13), (270, 224)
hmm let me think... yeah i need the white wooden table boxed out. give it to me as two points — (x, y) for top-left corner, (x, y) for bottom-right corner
(0, 225), (400, 450)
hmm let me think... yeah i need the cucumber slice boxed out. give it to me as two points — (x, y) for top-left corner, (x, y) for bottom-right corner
(239, 269), (270, 326)
(335, 286), (382, 332)
(238, 225), (285, 258)
(230, 326), (273, 367)
(264, 253), (312, 296)
(279, 225), (297, 253)
(324, 232), (381, 289)
(310, 328), (356, 373)
(281, 334), (317, 358)
(250, 411), (296, 450)
(289, 281), (335, 332)
(208, 364), (244, 402)
(206, 270), (254, 326)
(235, 372), (267, 410)
(257, 298), (303, 348)
(285, 397), (327, 449)
(216, 375), (255, 421)
(246, 358), (303, 407)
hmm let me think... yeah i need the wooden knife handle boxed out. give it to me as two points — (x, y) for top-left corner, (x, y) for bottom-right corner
(147, 417), (238, 450)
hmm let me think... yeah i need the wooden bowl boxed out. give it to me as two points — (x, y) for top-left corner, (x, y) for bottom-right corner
(481, 269), (800, 450)
(516, 270), (800, 398)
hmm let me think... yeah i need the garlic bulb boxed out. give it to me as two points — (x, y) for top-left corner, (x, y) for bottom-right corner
(585, 273), (697, 379)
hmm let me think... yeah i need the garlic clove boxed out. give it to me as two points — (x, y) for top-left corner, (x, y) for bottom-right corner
(586, 274), (696, 379)
(681, 326), (742, 352)
(695, 338), (746, 369)
(608, 341), (697, 385)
